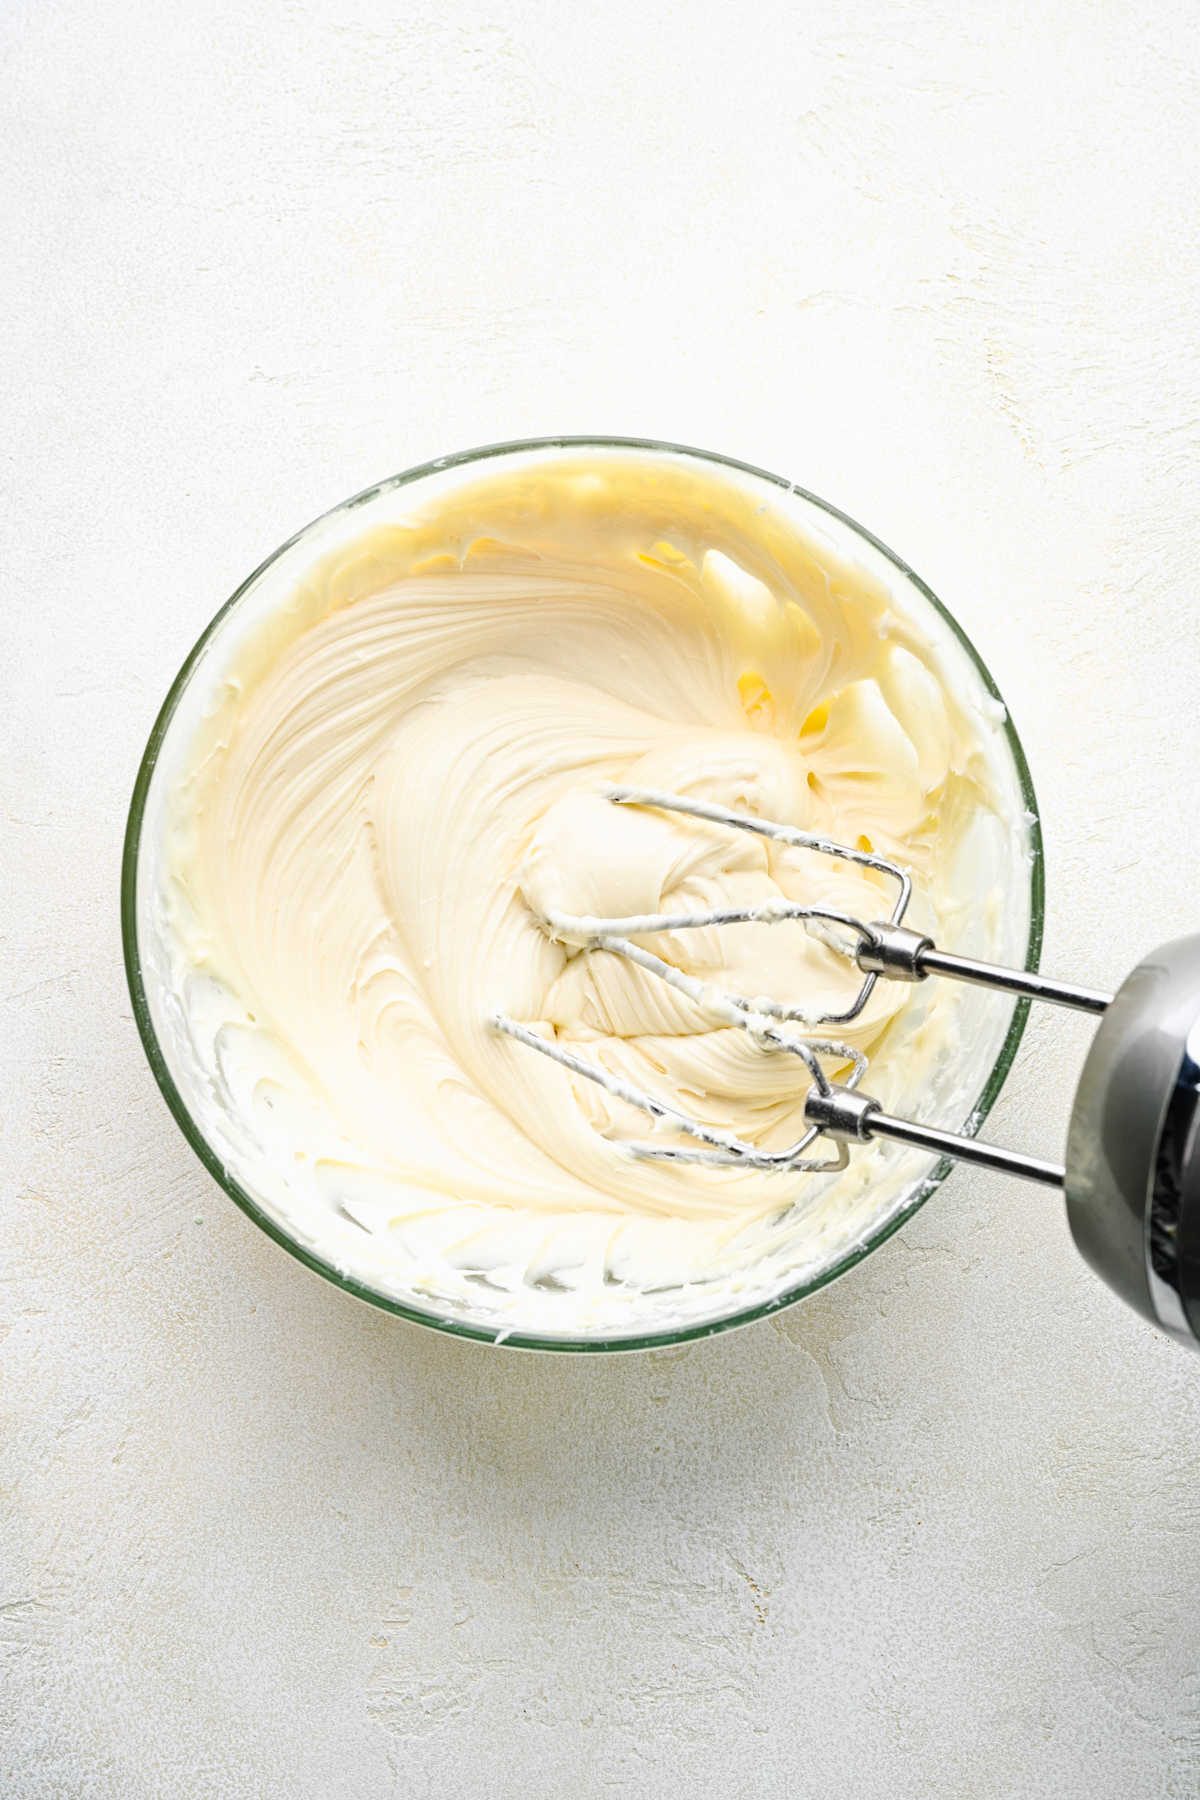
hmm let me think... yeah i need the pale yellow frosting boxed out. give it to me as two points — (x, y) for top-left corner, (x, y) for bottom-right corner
(163, 452), (1023, 1331)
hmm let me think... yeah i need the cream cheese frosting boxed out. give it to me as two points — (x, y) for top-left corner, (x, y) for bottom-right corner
(160, 451), (1028, 1333)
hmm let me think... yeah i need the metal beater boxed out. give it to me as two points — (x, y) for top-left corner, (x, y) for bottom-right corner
(494, 788), (1200, 1351)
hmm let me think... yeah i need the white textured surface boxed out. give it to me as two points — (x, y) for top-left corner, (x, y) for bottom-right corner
(5, 2), (1200, 1793)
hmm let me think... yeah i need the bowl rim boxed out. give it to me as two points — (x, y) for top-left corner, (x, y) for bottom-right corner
(121, 434), (1044, 1353)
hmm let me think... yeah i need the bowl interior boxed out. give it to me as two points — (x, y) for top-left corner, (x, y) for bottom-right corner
(123, 437), (1042, 1350)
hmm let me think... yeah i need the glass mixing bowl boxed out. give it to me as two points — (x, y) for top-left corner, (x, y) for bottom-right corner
(122, 437), (1043, 1351)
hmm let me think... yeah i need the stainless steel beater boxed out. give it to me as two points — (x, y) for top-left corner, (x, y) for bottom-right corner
(494, 788), (1200, 1350)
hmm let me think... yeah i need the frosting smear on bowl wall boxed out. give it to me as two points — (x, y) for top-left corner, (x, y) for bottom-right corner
(152, 448), (1033, 1338)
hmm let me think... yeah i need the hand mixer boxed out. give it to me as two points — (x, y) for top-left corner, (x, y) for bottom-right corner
(494, 788), (1200, 1352)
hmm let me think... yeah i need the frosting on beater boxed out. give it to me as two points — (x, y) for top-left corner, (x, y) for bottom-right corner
(164, 453), (1020, 1325)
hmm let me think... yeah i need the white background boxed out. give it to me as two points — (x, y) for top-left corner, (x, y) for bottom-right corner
(5, 2), (1200, 1794)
